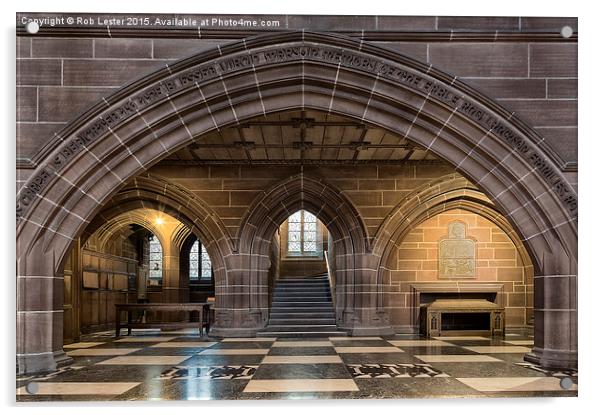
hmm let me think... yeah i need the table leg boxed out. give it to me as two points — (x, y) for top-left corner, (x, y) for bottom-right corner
(206, 305), (211, 335)
(115, 308), (121, 338)
(127, 310), (132, 335)
(199, 307), (204, 337)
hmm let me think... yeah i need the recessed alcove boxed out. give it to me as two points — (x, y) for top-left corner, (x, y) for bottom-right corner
(410, 282), (505, 335)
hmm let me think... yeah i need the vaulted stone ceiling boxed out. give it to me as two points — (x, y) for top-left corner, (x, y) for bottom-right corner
(160, 110), (442, 165)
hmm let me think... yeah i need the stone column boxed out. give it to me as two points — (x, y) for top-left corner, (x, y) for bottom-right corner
(338, 253), (394, 336)
(524, 247), (577, 370)
(210, 252), (268, 337)
(17, 244), (72, 375)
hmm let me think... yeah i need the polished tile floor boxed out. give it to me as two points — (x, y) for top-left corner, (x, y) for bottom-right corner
(16, 329), (577, 401)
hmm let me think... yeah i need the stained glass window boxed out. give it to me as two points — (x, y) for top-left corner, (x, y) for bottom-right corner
(148, 235), (162, 279)
(190, 240), (212, 280)
(288, 210), (318, 255)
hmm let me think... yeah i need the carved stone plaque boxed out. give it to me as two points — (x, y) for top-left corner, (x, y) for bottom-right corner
(438, 222), (475, 279)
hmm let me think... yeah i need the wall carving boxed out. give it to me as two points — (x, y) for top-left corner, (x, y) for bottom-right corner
(16, 34), (578, 223)
(438, 221), (475, 279)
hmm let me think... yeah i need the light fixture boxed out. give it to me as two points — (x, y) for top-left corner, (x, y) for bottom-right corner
(155, 217), (164, 225)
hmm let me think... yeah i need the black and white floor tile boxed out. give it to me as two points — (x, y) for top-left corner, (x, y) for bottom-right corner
(16, 330), (577, 401)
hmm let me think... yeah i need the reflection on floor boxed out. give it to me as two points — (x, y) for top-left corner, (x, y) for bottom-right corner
(16, 329), (577, 401)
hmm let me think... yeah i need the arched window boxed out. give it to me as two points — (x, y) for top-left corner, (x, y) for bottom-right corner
(287, 210), (318, 255)
(148, 234), (162, 280)
(189, 240), (212, 281)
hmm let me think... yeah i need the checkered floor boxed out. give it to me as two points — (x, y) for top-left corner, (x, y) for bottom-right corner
(16, 330), (577, 401)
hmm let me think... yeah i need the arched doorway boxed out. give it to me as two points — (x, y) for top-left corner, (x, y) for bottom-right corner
(16, 31), (576, 374)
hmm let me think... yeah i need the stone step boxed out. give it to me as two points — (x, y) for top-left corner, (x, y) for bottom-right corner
(271, 303), (333, 309)
(268, 318), (336, 325)
(274, 284), (330, 289)
(270, 309), (334, 319)
(272, 294), (332, 302)
(278, 276), (328, 280)
(261, 324), (339, 332)
(272, 296), (331, 302)
(257, 331), (348, 338)
(265, 273), (338, 338)
(270, 305), (333, 310)
(272, 291), (331, 300)
(273, 291), (331, 296)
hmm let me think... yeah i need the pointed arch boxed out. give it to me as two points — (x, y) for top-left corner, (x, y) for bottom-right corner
(237, 173), (369, 255)
(80, 174), (231, 286)
(373, 173), (533, 277)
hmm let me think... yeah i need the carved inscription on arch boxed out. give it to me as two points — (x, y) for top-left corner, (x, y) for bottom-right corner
(16, 40), (578, 221)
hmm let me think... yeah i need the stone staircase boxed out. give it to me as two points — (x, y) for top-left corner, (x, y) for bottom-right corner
(258, 274), (348, 337)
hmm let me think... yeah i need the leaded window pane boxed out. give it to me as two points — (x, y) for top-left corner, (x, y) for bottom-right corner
(201, 261), (212, 279)
(304, 242), (316, 252)
(149, 269), (162, 279)
(148, 235), (162, 279)
(287, 210), (322, 255)
(190, 241), (199, 253)
(304, 222), (316, 232)
(150, 252), (162, 261)
(304, 231), (316, 241)
(189, 240), (199, 279)
(303, 211), (316, 222)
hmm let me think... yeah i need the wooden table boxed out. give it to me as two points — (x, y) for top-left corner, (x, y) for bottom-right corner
(115, 303), (211, 337)
(420, 299), (505, 338)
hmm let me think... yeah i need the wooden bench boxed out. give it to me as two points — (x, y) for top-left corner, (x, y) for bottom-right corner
(420, 299), (505, 338)
(115, 303), (211, 337)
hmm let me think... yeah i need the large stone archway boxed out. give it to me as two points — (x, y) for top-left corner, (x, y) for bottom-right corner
(233, 173), (389, 335)
(16, 31), (577, 374)
(372, 174), (536, 333)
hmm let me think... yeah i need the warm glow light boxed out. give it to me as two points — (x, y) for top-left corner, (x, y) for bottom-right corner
(155, 217), (164, 225)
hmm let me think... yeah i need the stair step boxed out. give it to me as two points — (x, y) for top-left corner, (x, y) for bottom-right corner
(265, 273), (339, 337)
(272, 300), (332, 303)
(269, 313), (334, 318)
(274, 286), (330, 290)
(262, 325), (339, 333)
(278, 277), (328, 281)
(269, 319), (336, 325)
(257, 331), (348, 338)
(274, 290), (330, 293)
(276, 281), (330, 287)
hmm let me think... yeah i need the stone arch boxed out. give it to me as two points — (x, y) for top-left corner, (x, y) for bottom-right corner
(375, 174), (537, 333)
(237, 173), (369, 254)
(171, 222), (193, 253)
(374, 173), (532, 275)
(80, 174), (231, 282)
(233, 173), (381, 333)
(16, 31), (577, 373)
(87, 209), (165, 254)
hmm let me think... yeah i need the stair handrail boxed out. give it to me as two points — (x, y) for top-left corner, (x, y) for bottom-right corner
(324, 250), (336, 310)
